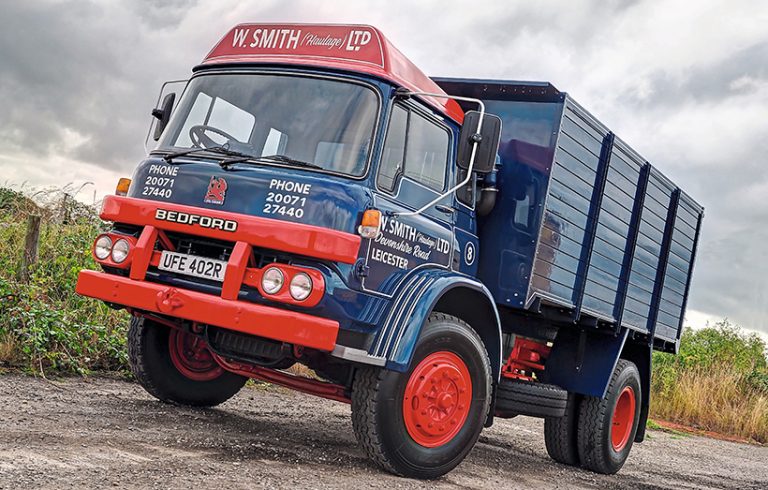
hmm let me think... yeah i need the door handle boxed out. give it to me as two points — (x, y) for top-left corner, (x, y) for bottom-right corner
(434, 204), (455, 214)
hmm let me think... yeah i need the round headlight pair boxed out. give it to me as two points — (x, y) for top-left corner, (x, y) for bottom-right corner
(261, 267), (313, 301)
(93, 235), (131, 264)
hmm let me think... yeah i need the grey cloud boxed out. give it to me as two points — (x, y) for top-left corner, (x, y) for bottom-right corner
(618, 41), (768, 108)
(128, 0), (200, 29)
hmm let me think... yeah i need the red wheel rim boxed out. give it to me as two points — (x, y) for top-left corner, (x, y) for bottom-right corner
(402, 351), (473, 448)
(611, 386), (636, 452)
(168, 329), (223, 382)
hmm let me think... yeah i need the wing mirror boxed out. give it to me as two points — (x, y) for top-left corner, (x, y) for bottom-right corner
(151, 93), (176, 141)
(457, 110), (502, 175)
(145, 79), (187, 152)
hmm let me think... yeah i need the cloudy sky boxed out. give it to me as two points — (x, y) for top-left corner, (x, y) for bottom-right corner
(1, 0), (767, 336)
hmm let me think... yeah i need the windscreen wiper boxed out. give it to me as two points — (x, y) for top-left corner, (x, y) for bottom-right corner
(161, 145), (253, 163)
(259, 154), (324, 169)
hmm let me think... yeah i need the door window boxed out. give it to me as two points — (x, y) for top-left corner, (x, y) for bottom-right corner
(377, 105), (408, 191)
(404, 112), (449, 191)
(377, 104), (449, 193)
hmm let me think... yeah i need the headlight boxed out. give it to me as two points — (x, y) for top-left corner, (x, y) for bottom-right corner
(111, 238), (131, 263)
(94, 235), (112, 260)
(262, 267), (284, 294)
(289, 272), (313, 301)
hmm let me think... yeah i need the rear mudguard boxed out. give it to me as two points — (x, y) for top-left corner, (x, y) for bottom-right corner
(368, 269), (503, 382)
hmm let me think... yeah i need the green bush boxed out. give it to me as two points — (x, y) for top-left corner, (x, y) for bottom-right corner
(0, 188), (128, 375)
(653, 320), (768, 396)
(651, 320), (768, 442)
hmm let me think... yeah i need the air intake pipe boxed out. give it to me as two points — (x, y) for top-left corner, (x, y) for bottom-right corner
(476, 164), (499, 217)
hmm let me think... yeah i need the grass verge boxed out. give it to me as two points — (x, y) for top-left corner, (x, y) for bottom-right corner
(651, 321), (768, 443)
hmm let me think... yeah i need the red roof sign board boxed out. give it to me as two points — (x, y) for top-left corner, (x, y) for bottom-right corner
(202, 24), (464, 123)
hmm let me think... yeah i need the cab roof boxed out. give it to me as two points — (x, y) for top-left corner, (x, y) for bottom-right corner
(201, 23), (464, 124)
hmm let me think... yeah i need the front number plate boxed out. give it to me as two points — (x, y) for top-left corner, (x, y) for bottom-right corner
(158, 251), (227, 282)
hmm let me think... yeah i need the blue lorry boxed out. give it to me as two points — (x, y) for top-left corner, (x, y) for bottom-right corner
(76, 24), (703, 479)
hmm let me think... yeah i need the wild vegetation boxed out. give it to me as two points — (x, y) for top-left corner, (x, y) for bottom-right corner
(0, 187), (127, 375)
(651, 321), (768, 443)
(0, 187), (765, 442)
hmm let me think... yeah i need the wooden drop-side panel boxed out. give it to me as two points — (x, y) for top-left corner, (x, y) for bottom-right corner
(530, 97), (703, 346)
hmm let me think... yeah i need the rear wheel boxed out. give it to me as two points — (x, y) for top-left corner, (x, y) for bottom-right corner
(127, 316), (247, 407)
(544, 393), (580, 466)
(351, 313), (491, 479)
(576, 359), (641, 474)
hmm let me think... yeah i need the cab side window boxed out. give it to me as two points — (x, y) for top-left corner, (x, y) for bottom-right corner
(377, 104), (449, 193)
(377, 105), (408, 191)
(404, 111), (449, 191)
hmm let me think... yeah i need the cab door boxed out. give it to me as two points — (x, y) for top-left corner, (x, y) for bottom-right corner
(363, 102), (456, 295)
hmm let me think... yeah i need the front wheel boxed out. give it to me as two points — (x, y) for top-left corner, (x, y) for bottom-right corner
(127, 316), (247, 407)
(351, 313), (491, 479)
(577, 359), (641, 474)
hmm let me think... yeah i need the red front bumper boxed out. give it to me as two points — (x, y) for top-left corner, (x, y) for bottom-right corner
(76, 270), (339, 351)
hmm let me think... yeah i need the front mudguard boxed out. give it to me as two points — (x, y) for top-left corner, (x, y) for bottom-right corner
(369, 269), (503, 382)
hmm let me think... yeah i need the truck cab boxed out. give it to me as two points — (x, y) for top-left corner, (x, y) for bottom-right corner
(76, 24), (703, 479)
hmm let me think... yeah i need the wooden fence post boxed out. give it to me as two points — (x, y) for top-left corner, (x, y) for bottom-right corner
(19, 214), (41, 283)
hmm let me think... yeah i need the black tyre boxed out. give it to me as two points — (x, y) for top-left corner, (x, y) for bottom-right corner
(495, 379), (568, 418)
(351, 313), (492, 479)
(127, 316), (247, 407)
(576, 359), (641, 474)
(544, 393), (580, 466)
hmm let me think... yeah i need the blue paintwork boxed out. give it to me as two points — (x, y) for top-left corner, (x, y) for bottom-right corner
(433, 78), (703, 352)
(545, 327), (630, 398)
(129, 65), (499, 375)
(380, 270), (502, 381)
(477, 99), (563, 309)
(130, 157), (373, 234)
(123, 65), (704, 402)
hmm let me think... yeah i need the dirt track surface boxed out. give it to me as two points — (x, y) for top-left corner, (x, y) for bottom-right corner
(0, 374), (766, 489)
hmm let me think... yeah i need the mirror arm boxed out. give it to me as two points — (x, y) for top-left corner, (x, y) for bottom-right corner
(390, 92), (485, 218)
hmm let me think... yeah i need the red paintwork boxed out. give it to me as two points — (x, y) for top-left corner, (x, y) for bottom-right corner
(402, 351), (472, 448)
(76, 269), (339, 351)
(245, 264), (325, 307)
(222, 241), (251, 300)
(501, 338), (551, 381)
(168, 329), (224, 381)
(156, 229), (176, 251)
(611, 385), (637, 451)
(100, 195), (361, 265)
(145, 251), (326, 308)
(91, 233), (137, 270)
(201, 24), (464, 124)
(130, 225), (158, 280)
(212, 354), (350, 404)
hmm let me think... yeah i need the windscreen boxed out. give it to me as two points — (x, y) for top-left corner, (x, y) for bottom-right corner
(158, 73), (379, 176)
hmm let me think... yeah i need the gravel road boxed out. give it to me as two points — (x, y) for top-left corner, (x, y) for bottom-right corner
(0, 374), (765, 489)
